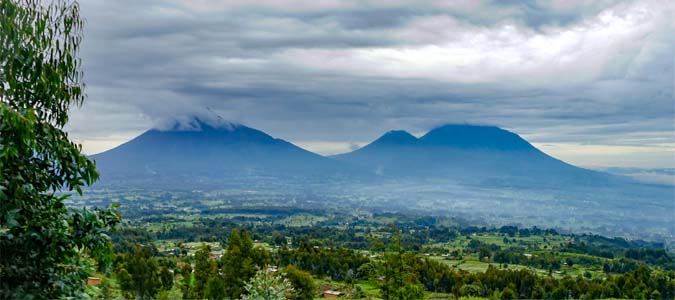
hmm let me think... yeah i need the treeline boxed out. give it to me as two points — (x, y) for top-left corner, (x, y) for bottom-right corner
(278, 241), (370, 281)
(562, 237), (674, 270)
(364, 235), (674, 300)
(112, 217), (674, 272)
(110, 229), (675, 300)
(402, 254), (674, 299)
(348, 234), (675, 300)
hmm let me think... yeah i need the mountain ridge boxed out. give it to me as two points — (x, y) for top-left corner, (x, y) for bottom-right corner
(93, 119), (620, 187)
(334, 124), (612, 186)
(419, 124), (537, 151)
(84, 119), (673, 240)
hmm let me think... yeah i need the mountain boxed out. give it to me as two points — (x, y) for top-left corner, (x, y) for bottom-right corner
(87, 121), (673, 239)
(335, 124), (613, 186)
(419, 124), (536, 150)
(93, 118), (343, 184)
(369, 130), (419, 146)
(94, 121), (617, 187)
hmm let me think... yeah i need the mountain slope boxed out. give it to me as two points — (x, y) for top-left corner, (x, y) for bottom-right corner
(93, 118), (342, 182)
(86, 121), (672, 239)
(335, 124), (613, 186)
(419, 124), (536, 150)
(94, 121), (618, 187)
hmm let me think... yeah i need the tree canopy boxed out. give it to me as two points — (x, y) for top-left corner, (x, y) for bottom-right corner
(0, 0), (120, 298)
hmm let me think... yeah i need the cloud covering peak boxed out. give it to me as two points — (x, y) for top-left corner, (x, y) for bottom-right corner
(67, 0), (674, 167)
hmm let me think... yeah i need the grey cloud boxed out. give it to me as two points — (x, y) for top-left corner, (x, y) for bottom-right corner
(490, 0), (620, 28)
(69, 0), (674, 167)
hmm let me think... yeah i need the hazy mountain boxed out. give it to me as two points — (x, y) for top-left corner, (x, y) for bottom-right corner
(87, 121), (673, 239)
(93, 118), (343, 183)
(335, 124), (614, 186)
(95, 121), (618, 187)
(328, 124), (675, 239)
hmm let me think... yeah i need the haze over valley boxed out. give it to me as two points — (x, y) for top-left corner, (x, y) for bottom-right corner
(73, 117), (674, 242)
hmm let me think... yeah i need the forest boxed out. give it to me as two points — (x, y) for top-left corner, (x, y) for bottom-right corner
(93, 211), (675, 300)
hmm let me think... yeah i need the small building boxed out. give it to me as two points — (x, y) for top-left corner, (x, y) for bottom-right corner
(87, 277), (101, 286)
(323, 290), (343, 298)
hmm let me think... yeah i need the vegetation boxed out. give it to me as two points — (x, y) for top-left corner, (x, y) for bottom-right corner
(241, 269), (294, 300)
(115, 246), (163, 300)
(88, 209), (675, 299)
(284, 265), (316, 300)
(0, 0), (119, 298)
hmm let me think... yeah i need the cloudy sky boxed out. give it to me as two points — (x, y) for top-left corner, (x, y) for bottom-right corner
(66, 0), (674, 169)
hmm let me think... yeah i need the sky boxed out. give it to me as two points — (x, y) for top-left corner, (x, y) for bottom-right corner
(66, 0), (675, 169)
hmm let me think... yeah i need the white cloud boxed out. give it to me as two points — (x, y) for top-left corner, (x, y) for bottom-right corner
(277, 0), (668, 86)
(535, 142), (675, 168)
(294, 141), (366, 156)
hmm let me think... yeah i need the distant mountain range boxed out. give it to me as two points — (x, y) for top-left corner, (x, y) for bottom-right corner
(94, 119), (615, 187)
(89, 117), (673, 240)
(333, 124), (613, 186)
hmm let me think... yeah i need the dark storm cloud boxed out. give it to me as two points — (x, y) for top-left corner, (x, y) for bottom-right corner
(67, 0), (674, 167)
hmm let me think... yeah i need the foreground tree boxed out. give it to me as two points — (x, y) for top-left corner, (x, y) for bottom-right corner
(222, 229), (270, 299)
(0, 0), (120, 298)
(179, 263), (195, 300)
(205, 276), (227, 300)
(284, 265), (316, 300)
(194, 243), (219, 299)
(115, 246), (162, 300)
(241, 269), (294, 300)
(368, 233), (424, 300)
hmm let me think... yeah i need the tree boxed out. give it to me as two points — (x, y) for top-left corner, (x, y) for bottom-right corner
(116, 268), (134, 300)
(551, 286), (568, 300)
(160, 266), (174, 291)
(649, 289), (661, 300)
(501, 286), (517, 300)
(272, 231), (286, 246)
(179, 263), (195, 300)
(99, 277), (114, 300)
(222, 229), (267, 299)
(378, 233), (425, 300)
(194, 243), (217, 298)
(116, 246), (162, 300)
(459, 284), (481, 297)
(0, 0), (120, 298)
(205, 276), (227, 300)
(241, 269), (294, 300)
(394, 284), (425, 300)
(478, 247), (491, 261)
(285, 265), (317, 300)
